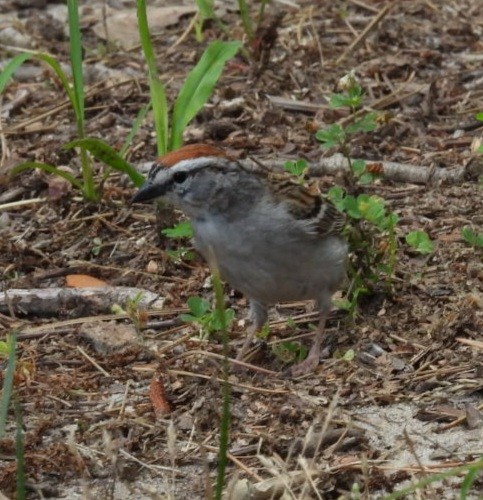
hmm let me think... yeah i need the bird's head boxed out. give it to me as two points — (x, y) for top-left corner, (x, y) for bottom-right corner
(132, 144), (245, 217)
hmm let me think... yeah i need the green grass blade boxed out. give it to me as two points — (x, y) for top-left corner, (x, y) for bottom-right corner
(34, 53), (77, 111)
(384, 457), (483, 500)
(460, 460), (483, 499)
(65, 138), (145, 186)
(67, 0), (84, 123)
(170, 41), (241, 150)
(0, 51), (81, 117)
(0, 333), (17, 439)
(11, 162), (84, 190)
(196, 0), (215, 20)
(137, 0), (168, 155)
(150, 81), (169, 154)
(66, 0), (96, 200)
(14, 397), (26, 500)
(7, 52), (82, 124)
(257, 0), (270, 31)
(0, 53), (32, 94)
(120, 102), (151, 158)
(237, 0), (254, 40)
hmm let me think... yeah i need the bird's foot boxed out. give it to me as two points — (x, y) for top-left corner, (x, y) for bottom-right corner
(282, 352), (320, 378)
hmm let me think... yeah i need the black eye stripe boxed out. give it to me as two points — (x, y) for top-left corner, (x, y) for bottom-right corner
(148, 164), (162, 181)
(173, 171), (188, 183)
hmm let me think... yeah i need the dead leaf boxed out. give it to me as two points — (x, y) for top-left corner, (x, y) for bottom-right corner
(150, 374), (172, 418)
(92, 5), (196, 50)
(66, 274), (108, 288)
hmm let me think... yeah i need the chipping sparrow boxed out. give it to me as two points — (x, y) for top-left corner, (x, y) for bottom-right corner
(132, 144), (348, 377)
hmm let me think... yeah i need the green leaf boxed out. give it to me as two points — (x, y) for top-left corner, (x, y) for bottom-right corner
(211, 308), (235, 331)
(316, 124), (345, 149)
(406, 230), (434, 254)
(346, 112), (377, 134)
(196, 0), (215, 19)
(137, 0), (169, 154)
(342, 349), (355, 361)
(333, 298), (353, 311)
(10, 162), (83, 190)
(459, 463), (481, 499)
(0, 341), (10, 358)
(65, 138), (145, 186)
(461, 227), (483, 248)
(347, 85), (363, 101)
(186, 296), (210, 318)
(358, 172), (375, 185)
(91, 237), (102, 256)
(0, 53), (32, 94)
(180, 313), (197, 323)
(67, 0), (84, 124)
(166, 248), (195, 261)
(329, 93), (353, 109)
(475, 112), (483, 122)
(358, 195), (385, 224)
(0, 51), (80, 119)
(150, 80), (169, 155)
(120, 102), (150, 158)
(365, 203), (385, 224)
(283, 159), (308, 178)
(161, 220), (194, 239)
(327, 185), (346, 210)
(0, 333), (17, 439)
(237, 0), (254, 40)
(170, 40), (241, 150)
(382, 212), (399, 231)
(342, 194), (361, 219)
(351, 159), (366, 177)
(329, 86), (362, 109)
(33, 53), (77, 113)
(272, 341), (308, 363)
(14, 397), (26, 499)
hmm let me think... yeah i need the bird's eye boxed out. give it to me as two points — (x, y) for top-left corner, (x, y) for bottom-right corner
(173, 171), (188, 183)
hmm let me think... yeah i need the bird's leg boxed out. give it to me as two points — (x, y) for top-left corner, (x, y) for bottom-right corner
(287, 300), (331, 378)
(236, 299), (267, 361)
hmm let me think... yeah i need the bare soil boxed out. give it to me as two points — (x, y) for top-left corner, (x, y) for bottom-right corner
(0, 1), (482, 498)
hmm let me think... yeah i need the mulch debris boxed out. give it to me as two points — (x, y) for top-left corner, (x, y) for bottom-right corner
(0, 0), (482, 498)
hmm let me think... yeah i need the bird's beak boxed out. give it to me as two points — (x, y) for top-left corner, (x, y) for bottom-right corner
(131, 182), (162, 204)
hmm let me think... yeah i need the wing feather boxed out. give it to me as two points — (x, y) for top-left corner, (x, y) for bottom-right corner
(242, 159), (345, 237)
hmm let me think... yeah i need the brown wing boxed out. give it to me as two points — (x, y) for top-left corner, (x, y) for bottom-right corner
(242, 158), (346, 236)
(268, 174), (346, 237)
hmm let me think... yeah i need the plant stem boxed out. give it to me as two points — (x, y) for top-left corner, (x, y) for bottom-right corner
(257, 0), (269, 31)
(237, 0), (254, 40)
(0, 333), (17, 439)
(67, 0), (97, 200)
(212, 272), (231, 499)
(15, 397), (26, 500)
(384, 457), (483, 500)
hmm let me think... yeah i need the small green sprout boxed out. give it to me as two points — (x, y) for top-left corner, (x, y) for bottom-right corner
(91, 237), (102, 256)
(166, 248), (195, 262)
(272, 341), (308, 364)
(461, 226), (483, 248)
(283, 159), (308, 182)
(333, 348), (355, 361)
(316, 74), (378, 185)
(181, 296), (235, 338)
(405, 230), (434, 254)
(161, 220), (194, 239)
(162, 221), (195, 262)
